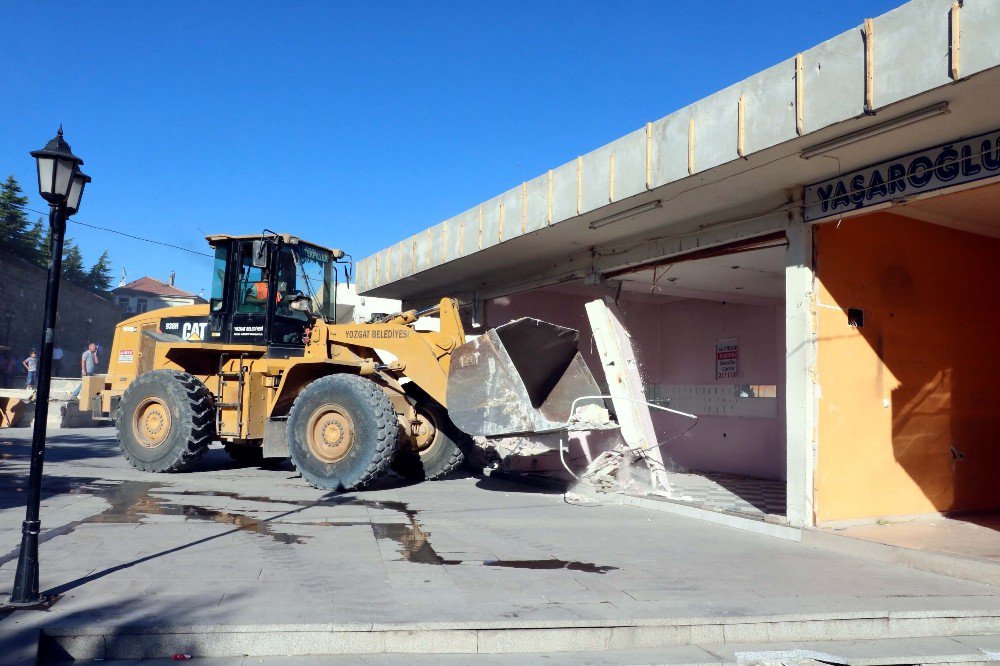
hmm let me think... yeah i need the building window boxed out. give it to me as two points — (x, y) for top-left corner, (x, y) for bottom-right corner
(136, 298), (148, 314)
(118, 297), (130, 311)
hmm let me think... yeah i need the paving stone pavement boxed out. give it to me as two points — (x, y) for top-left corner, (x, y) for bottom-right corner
(0, 427), (998, 662)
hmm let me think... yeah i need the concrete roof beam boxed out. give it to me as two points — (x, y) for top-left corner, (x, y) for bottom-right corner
(356, 0), (1000, 300)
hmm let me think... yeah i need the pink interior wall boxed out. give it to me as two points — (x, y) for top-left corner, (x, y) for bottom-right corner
(487, 286), (787, 480)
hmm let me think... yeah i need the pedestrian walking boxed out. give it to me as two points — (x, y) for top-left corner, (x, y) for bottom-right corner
(52, 345), (64, 376)
(71, 343), (99, 398)
(23, 350), (38, 389)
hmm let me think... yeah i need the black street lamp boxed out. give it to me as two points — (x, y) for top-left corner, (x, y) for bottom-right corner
(7, 127), (88, 608)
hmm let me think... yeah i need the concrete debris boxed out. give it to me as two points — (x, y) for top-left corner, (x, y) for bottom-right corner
(565, 403), (616, 431)
(562, 491), (603, 506)
(472, 435), (554, 460)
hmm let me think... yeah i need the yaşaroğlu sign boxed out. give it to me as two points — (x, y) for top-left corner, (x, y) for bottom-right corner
(803, 128), (1000, 222)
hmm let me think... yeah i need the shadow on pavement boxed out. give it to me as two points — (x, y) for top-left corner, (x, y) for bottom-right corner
(474, 473), (567, 495)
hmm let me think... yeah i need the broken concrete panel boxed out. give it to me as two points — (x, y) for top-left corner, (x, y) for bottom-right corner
(873, 0), (952, 109)
(480, 195), (503, 250)
(961, 0), (1000, 78)
(498, 185), (523, 242)
(580, 144), (613, 215)
(802, 29), (865, 134)
(443, 214), (463, 263)
(523, 172), (549, 233)
(649, 109), (690, 189)
(743, 58), (797, 155)
(550, 159), (579, 225)
(690, 84), (741, 173)
(608, 127), (648, 202)
(457, 206), (482, 257)
(585, 298), (672, 493)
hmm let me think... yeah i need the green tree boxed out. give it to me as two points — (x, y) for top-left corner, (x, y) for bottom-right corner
(23, 217), (46, 267)
(86, 250), (114, 294)
(62, 239), (87, 285)
(38, 224), (53, 263)
(0, 174), (37, 260)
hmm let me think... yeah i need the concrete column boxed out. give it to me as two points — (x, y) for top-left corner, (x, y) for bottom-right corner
(784, 220), (816, 528)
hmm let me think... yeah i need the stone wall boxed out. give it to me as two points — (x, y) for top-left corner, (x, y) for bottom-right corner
(0, 249), (123, 382)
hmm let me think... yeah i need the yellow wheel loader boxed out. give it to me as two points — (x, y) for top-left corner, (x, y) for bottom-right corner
(79, 232), (604, 491)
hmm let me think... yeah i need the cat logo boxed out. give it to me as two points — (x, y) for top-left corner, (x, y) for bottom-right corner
(182, 322), (208, 341)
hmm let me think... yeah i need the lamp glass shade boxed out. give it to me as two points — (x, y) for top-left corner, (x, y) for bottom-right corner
(54, 158), (76, 199)
(65, 171), (90, 215)
(35, 157), (56, 196)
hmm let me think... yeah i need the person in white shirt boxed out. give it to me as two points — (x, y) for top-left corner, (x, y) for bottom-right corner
(52, 345), (64, 377)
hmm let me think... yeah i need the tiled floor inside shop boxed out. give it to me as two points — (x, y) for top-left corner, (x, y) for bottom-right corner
(656, 470), (786, 520)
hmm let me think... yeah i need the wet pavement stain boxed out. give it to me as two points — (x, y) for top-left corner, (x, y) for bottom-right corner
(482, 559), (617, 573)
(0, 479), (618, 574)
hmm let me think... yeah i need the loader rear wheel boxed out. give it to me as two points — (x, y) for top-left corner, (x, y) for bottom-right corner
(117, 370), (214, 473)
(392, 392), (468, 481)
(287, 374), (398, 491)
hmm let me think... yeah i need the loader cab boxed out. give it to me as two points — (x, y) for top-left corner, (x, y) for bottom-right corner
(206, 234), (340, 356)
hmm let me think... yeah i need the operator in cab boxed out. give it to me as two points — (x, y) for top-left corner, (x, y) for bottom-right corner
(244, 268), (282, 308)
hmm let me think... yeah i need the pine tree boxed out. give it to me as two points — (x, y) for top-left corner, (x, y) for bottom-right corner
(22, 218), (45, 268)
(86, 250), (113, 295)
(0, 174), (35, 259)
(0, 174), (116, 297)
(62, 240), (87, 285)
(38, 224), (53, 263)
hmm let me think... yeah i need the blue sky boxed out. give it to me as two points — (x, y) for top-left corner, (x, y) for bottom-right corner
(1, 0), (901, 296)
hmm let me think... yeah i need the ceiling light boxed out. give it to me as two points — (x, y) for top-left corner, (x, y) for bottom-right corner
(589, 200), (662, 230)
(799, 102), (950, 160)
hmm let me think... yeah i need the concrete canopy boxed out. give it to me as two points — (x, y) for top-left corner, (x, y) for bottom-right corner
(358, 0), (1000, 307)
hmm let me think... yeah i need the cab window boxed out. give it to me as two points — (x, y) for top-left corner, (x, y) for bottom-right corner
(236, 248), (268, 314)
(210, 246), (228, 312)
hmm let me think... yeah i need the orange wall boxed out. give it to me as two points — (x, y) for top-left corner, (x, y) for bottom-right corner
(814, 212), (1000, 522)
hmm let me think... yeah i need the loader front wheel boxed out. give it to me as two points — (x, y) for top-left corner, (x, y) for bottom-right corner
(287, 374), (398, 491)
(392, 396), (468, 482)
(117, 370), (214, 473)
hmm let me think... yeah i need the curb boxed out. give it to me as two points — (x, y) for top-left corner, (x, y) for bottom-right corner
(38, 611), (1000, 660)
(801, 528), (1000, 587)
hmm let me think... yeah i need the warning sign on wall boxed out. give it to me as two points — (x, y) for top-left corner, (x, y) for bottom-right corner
(716, 338), (738, 379)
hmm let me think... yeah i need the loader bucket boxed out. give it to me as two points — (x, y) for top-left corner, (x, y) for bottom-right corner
(446, 318), (604, 437)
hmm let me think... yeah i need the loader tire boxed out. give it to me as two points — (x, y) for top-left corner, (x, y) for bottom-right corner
(117, 370), (214, 473)
(287, 374), (398, 491)
(392, 389), (468, 481)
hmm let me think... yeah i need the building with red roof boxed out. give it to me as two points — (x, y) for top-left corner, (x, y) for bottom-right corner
(111, 273), (206, 315)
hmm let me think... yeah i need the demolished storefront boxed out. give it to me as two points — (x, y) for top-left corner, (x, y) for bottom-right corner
(357, 0), (1000, 530)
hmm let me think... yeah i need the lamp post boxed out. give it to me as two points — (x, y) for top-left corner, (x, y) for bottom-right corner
(7, 127), (88, 607)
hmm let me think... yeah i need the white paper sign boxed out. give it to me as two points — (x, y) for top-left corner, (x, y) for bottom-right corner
(716, 338), (738, 380)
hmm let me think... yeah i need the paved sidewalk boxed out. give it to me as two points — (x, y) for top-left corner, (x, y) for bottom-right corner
(0, 427), (998, 661)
